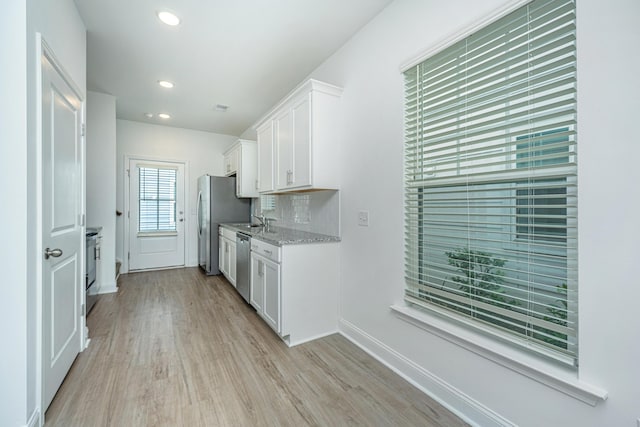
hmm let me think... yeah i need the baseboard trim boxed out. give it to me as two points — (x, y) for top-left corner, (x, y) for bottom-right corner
(26, 408), (40, 427)
(338, 319), (515, 427)
(98, 281), (118, 294)
(287, 329), (339, 347)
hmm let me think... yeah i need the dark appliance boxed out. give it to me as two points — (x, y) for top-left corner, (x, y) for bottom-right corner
(235, 232), (251, 303)
(197, 175), (251, 275)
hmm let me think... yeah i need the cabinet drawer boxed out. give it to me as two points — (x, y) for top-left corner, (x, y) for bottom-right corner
(250, 239), (280, 263)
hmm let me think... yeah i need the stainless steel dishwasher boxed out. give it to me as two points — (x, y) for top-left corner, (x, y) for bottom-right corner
(235, 232), (251, 303)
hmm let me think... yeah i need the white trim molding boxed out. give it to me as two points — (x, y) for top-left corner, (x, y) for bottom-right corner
(391, 304), (608, 406)
(26, 408), (40, 427)
(400, 0), (532, 72)
(122, 155), (189, 274)
(97, 280), (118, 294)
(339, 319), (517, 427)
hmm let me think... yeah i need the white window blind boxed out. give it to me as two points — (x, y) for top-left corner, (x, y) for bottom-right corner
(139, 166), (178, 233)
(403, 0), (577, 362)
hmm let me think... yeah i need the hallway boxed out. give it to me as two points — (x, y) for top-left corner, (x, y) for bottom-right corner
(45, 268), (467, 426)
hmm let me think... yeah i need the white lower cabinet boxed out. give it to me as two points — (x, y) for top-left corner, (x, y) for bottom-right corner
(250, 251), (280, 333)
(219, 236), (225, 275)
(250, 255), (265, 313)
(228, 240), (237, 285)
(250, 238), (339, 346)
(262, 260), (280, 331)
(219, 227), (237, 287)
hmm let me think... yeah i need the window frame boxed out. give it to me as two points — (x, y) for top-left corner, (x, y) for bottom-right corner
(137, 165), (178, 234)
(402, 0), (578, 365)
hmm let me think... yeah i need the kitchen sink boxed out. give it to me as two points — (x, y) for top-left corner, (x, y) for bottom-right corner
(234, 223), (263, 229)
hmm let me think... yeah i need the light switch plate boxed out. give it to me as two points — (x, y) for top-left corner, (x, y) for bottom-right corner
(358, 210), (369, 227)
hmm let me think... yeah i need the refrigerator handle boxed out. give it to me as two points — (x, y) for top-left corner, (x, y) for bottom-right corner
(196, 191), (202, 235)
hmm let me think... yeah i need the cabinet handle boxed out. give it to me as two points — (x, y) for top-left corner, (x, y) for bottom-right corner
(255, 180), (259, 190)
(258, 260), (263, 277)
(264, 249), (272, 255)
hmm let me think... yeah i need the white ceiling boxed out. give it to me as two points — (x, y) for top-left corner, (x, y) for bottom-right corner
(74, 0), (393, 136)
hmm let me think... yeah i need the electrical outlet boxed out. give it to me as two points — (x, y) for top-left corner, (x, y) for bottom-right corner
(358, 210), (369, 227)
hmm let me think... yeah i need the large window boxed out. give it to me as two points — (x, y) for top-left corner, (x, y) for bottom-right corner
(403, 0), (577, 362)
(138, 166), (178, 233)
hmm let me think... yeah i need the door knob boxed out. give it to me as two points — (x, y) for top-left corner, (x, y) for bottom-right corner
(44, 248), (63, 259)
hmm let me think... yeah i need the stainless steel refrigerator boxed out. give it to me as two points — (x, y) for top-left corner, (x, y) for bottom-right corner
(197, 175), (251, 275)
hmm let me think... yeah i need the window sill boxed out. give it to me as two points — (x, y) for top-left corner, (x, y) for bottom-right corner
(390, 304), (607, 406)
(137, 231), (178, 237)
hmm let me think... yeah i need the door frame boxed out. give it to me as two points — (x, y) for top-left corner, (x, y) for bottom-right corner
(123, 155), (189, 273)
(36, 34), (87, 424)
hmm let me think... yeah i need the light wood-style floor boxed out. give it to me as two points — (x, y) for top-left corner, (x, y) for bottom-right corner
(45, 267), (468, 427)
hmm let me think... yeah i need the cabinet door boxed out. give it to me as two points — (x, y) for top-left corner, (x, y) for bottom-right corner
(224, 150), (236, 176)
(250, 254), (264, 312)
(275, 109), (293, 190)
(229, 240), (237, 286)
(292, 94), (311, 188)
(262, 258), (281, 334)
(224, 156), (231, 176)
(257, 123), (274, 193)
(219, 236), (226, 275)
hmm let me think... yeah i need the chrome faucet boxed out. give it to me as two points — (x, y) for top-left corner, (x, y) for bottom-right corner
(252, 213), (276, 232)
(252, 214), (266, 227)
(264, 217), (276, 232)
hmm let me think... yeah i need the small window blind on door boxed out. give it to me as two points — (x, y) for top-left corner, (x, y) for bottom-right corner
(403, 0), (577, 363)
(139, 166), (178, 232)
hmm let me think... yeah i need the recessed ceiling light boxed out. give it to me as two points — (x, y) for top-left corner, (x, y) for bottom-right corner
(144, 113), (154, 118)
(214, 104), (229, 112)
(158, 80), (174, 89)
(158, 113), (171, 119)
(157, 11), (180, 26)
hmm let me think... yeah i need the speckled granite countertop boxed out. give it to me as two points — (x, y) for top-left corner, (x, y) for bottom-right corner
(220, 223), (340, 246)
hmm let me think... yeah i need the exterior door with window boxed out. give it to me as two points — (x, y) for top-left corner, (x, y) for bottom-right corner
(129, 159), (185, 270)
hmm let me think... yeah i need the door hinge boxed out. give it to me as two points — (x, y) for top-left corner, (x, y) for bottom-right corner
(127, 211), (130, 218)
(128, 252), (130, 261)
(81, 123), (86, 137)
(82, 303), (85, 316)
(79, 213), (85, 226)
(127, 169), (130, 178)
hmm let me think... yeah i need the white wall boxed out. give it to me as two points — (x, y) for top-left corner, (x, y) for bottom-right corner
(86, 92), (117, 292)
(294, 0), (640, 425)
(0, 0), (88, 425)
(0, 3), (28, 426)
(116, 120), (238, 271)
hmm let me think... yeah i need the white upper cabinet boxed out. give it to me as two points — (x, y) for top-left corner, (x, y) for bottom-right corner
(223, 139), (258, 198)
(223, 146), (239, 176)
(254, 79), (343, 193)
(256, 121), (275, 193)
(275, 107), (293, 189)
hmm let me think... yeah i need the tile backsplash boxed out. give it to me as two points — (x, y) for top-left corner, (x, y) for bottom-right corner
(253, 190), (340, 237)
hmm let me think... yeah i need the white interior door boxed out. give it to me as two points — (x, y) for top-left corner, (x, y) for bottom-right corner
(129, 159), (185, 270)
(41, 51), (83, 411)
